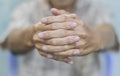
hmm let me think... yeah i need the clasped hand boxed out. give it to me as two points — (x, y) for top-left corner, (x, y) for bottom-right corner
(33, 8), (102, 64)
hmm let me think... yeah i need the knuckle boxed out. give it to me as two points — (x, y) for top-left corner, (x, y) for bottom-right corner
(65, 30), (72, 36)
(57, 29), (66, 36)
(34, 22), (42, 31)
(50, 23), (56, 29)
(76, 40), (86, 47)
(42, 32), (48, 38)
(50, 16), (56, 22)
(51, 40), (57, 45)
(64, 22), (71, 29)
(64, 45), (70, 49)
(68, 36), (73, 41)
(58, 15), (67, 21)
(33, 34), (38, 41)
(79, 33), (88, 38)
(79, 49), (89, 56)
(63, 15), (68, 20)
(35, 44), (42, 50)
(33, 34), (44, 42)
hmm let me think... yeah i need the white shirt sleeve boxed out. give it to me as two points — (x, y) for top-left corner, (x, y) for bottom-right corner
(94, 2), (114, 25)
(0, 3), (33, 43)
(94, 2), (120, 44)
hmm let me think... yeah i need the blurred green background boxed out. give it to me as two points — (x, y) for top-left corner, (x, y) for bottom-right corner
(0, 0), (120, 76)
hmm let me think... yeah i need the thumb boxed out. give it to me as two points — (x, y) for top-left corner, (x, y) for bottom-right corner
(51, 8), (77, 19)
(51, 8), (68, 16)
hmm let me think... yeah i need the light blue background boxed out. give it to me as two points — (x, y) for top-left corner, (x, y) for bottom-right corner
(0, 0), (120, 76)
(0, 1), (30, 76)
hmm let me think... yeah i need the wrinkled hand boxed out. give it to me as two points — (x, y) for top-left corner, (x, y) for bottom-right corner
(33, 8), (76, 64)
(33, 8), (103, 63)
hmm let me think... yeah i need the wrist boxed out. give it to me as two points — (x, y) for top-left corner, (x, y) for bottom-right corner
(93, 30), (104, 51)
(25, 26), (35, 47)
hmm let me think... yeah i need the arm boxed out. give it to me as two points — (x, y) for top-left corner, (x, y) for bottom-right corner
(93, 3), (119, 51)
(94, 23), (119, 51)
(0, 26), (35, 55)
(0, 3), (37, 55)
(0, 8), (69, 55)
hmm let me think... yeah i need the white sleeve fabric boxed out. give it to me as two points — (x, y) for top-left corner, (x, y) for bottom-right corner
(94, 2), (114, 25)
(0, 2), (34, 43)
(94, 2), (120, 47)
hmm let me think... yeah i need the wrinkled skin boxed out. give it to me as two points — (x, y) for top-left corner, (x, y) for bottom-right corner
(33, 9), (103, 63)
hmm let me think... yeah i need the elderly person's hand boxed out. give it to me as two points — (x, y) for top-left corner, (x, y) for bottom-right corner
(33, 9), (103, 63)
(33, 9), (76, 64)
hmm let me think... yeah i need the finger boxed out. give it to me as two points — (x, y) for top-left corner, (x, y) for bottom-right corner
(35, 43), (75, 53)
(75, 39), (86, 48)
(59, 57), (74, 64)
(54, 49), (80, 56)
(41, 14), (77, 24)
(53, 56), (74, 64)
(46, 36), (80, 45)
(33, 33), (45, 43)
(67, 18), (84, 27)
(38, 29), (76, 39)
(34, 22), (45, 32)
(38, 50), (53, 58)
(79, 44), (97, 56)
(51, 8), (68, 16)
(38, 51), (73, 64)
(36, 22), (77, 31)
(51, 9), (77, 19)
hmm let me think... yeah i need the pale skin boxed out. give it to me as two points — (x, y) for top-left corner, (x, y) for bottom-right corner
(0, 0), (119, 64)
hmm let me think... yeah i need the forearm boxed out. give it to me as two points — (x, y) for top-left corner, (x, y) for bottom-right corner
(0, 26), (35, 55)
(94, 23), (119, 51)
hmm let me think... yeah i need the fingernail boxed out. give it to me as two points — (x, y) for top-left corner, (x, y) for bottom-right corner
(47, 54), (53, 59)
(38, 33), (44, 38)
(65, 57), (73, 64)
(73, 36), (80, 41)
(72, 49), (80, 55)
(70, 22), (77, 28)
(70, 14), (77, 18)
(42, 46), (48, 51)
(41, 18), (47, 24)
(68, 60), (74, 64)
(51, 8), (58, 12)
